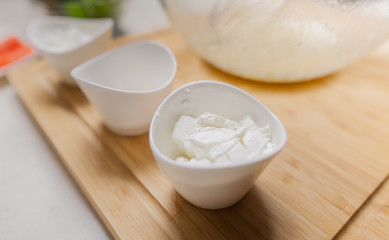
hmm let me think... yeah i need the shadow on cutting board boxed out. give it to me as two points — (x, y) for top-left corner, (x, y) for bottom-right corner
(172, 185), (274, 240)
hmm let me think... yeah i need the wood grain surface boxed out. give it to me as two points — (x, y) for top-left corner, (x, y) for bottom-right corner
(336, 176), (389, 240)
(8, 28), (389, 239)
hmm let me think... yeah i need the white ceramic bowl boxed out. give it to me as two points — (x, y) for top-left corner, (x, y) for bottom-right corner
(71, 40), (177, 136)
(149, 80), (287, 209)
(27, 16), (113, 86)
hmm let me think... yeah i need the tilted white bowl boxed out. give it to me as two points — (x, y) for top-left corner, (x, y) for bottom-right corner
(72, 40), (177, 136)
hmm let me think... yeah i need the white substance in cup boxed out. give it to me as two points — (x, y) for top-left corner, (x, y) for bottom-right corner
(39, 25), (91, 53)
(173, 112), (274, 165)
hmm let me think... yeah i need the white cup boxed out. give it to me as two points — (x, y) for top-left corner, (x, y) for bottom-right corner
(149, 81), (287, 209)
(71, 40), (177, 136)
(27, 16), (113, 86)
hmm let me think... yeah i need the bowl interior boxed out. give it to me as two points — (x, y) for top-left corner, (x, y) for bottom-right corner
(72, 41), (177, 92)
(28, 17), (112, 54)
(151, 81), (287, 161)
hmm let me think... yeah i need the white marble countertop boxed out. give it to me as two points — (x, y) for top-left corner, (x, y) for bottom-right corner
(0, 0), (169, 239)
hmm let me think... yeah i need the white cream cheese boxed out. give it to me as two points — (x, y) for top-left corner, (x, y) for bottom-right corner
(172, 112), (274, 165)
(39, 25), (91, 52)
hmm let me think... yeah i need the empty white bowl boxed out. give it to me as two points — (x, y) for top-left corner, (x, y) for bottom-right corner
(27, 16), (113, 86)
(71, 40), (177, 136)
(149, 81), (287, 209)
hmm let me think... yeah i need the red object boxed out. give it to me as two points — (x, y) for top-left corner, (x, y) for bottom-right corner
(0, 37), (32, 67)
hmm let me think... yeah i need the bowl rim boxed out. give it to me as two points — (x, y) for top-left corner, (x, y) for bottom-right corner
(71, 40), (177, 94)
(26, 16), (113, 55)
(149, 80), (287, 170)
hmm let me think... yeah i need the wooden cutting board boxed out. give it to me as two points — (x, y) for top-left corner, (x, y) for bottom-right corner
(8, 28), (389, 239)
(337, 176), (389, 239)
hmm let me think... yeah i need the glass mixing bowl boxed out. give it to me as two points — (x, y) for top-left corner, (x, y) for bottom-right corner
(162, 0), (389, 82)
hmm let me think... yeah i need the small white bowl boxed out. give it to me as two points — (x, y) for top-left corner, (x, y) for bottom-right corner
(71, 40), (177, 136)
(149, 81), (287, 209)
(27, 16), (113, 86)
